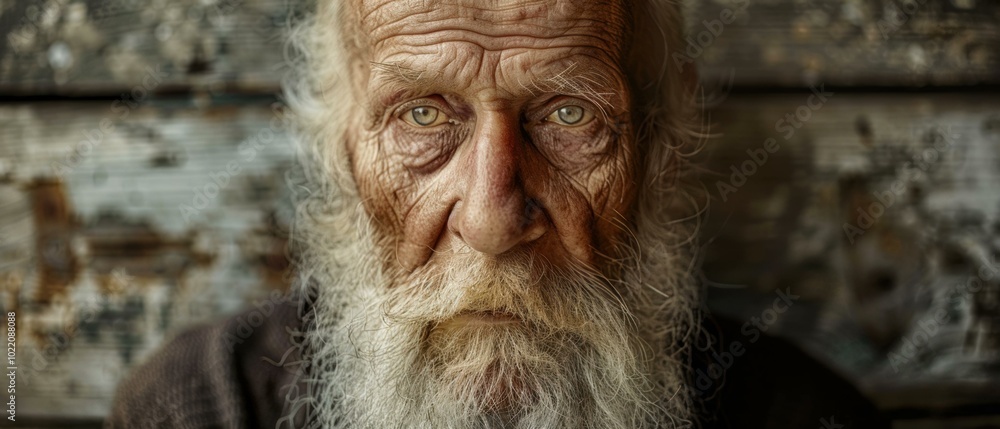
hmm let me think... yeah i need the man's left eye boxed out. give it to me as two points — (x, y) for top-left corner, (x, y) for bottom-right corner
(401, 106), (450, 127)
(545, 105), (594, 127)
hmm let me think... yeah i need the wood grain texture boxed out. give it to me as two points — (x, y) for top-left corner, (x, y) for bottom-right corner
(0, 98), (298, 418)
(697, 92), (1000, 412)
(690, 0), (1000, 87)
(1, 0), (998, 95)
(0, 0), (306, 95)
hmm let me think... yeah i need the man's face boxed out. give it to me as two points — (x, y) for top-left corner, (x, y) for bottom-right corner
(349, 0), (636, 275)
(299, 1), (695, 427)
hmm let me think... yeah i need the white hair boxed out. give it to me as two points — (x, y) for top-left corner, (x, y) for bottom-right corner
(280, 1), (707, 427)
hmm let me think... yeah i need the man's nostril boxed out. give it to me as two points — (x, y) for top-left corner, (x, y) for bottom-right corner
(522, 198), (541, 227)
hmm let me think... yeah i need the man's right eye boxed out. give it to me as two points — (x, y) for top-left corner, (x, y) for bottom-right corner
(545, 105), (593, 127)
(400, 106), (449, 127)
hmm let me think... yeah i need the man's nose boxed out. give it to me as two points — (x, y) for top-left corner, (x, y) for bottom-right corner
(449, 112), (546, 255)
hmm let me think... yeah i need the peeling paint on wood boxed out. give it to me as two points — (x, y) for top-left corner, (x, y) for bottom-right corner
(690, 0), (1000, 87)
(0, 0), (312, 95)
(0, 100), (297, 419)
(699, 93), (1000, 409)
(28, 178), (79, 305)
(1, 0), (998, 95)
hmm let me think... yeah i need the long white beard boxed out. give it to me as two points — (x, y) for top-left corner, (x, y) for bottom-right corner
(294, 201), (699, 429)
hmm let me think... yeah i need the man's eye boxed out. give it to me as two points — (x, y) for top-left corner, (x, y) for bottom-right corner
(401, 106), (449, 127)
(545, 105), (593, 126)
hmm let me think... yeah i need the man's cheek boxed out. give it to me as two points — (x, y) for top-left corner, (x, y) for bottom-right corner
(593, 155), (635, 216)
(352, 143), (403, 226)
(581, 155), (636, 258)
(530, 174), (597, 266)
(364, 167), (412, 228)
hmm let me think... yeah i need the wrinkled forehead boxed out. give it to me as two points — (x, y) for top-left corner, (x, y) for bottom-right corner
(354, 0), (632, 53)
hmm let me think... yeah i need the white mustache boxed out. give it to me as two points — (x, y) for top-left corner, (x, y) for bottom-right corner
(376, 248), (633, 338)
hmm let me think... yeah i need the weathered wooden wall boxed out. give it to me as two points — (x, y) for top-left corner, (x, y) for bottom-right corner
(0, 0), (308, 95)
(0, 0), (997, 427)
(2, 0), (998, 95)
(0, 100), (297, 425)
(691, 0), (1000, 87)
(697, 93), (1000, 424)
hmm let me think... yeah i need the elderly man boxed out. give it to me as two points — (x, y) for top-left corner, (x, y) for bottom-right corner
(108, 1), (887, 428)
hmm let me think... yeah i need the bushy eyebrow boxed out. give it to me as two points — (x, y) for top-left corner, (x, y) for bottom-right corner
(367, 61), (448, 118)
(368, 61), (623, 120)
(370, 61), (443, 89)
(517, 62), (618, 120)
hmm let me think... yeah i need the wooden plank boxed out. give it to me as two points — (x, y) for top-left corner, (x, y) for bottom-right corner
(691, 0), (1000, 87)
(1, 0), (998, 95)
(700, 92), (1000, 295)
(0, 98), (298, 419)
(698, 92), (1000, 411)
(0, 0), (307, 95)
